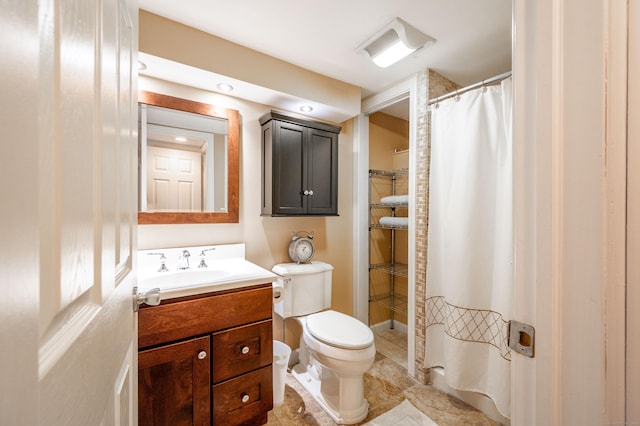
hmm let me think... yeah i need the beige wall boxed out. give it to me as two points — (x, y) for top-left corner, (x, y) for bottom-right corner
(369, 112), (409, 172)
(139, 10), (361, 121)
(138, 76), (355, 344)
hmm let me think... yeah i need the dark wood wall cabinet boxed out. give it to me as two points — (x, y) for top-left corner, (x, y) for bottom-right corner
(138, 284), (273, 426)
(260, 111), (341, 216)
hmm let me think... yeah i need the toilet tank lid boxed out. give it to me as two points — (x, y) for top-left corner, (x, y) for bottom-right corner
(272, 261), (333, 276)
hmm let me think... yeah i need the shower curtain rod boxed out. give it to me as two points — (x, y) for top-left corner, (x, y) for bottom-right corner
(428, 71), (512, 106)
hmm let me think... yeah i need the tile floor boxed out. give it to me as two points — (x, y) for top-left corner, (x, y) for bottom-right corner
(266, 327), (501, 426)
(371, 325), (408, 370)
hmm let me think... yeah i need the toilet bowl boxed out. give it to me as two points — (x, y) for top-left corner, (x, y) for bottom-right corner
(292, 311), (375, 424)
(272, 262), (376, 424)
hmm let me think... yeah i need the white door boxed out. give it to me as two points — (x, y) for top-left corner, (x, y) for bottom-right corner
(0, 0), (139, 424)
(147, 145), (203, 211)
(512, 0), (633, 424)
(626, 0), (640, 421)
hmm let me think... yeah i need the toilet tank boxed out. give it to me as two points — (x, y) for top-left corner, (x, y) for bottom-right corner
(272, 261), (333, 319)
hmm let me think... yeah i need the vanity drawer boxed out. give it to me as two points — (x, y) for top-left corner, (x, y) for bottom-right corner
(212, 365), (273, 426)
(212, 319), (272, 383)
(138, 284), (272, 349)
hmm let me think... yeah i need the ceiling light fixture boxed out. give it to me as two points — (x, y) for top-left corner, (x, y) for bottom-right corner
(300, 105), (313, 113)
(357, 18), (435, 68)
(217, 83), (234, 92)
(175, 137), (187, 142)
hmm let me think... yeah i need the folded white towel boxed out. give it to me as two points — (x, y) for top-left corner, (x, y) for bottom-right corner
(380, 195), (409, 206)
(379, 216), (409, 228)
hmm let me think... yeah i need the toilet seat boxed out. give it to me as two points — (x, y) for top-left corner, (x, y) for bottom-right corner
(306, 310), (374, 350)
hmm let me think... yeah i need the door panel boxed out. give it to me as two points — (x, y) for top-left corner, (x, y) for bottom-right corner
(513, 1), (621, 424)
(307, 128), (338, 214)
(627, 1), (640, 421)
(147, 146), (202, 211)
(138, 337), (211, 426)
(274, 122), (306, 214)
(35, 0), (138, 424)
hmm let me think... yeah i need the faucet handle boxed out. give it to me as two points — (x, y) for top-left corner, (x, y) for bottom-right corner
(177, 250), (191, 270)
(199, 247), (216, 257)
(198, 248), (216, 268)
(147, 252), (168, 272)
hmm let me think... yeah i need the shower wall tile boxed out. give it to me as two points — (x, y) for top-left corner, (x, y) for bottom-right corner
(414, 69), (429, 384)
(428, 69), (462, 99)
(414, 69), (460, 384)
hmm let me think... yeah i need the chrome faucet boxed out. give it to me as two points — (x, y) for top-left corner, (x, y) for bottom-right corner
(147, 252), (168, 272)
(198, 248), (216, 268)
(177, 250), (191, 270)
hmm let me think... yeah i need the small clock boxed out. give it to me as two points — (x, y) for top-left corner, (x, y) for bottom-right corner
(288, 231), (315, 263)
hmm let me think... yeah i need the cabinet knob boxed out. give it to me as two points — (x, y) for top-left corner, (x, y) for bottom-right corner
(241, 346), (250, 355)
(241, 393), (250, 403)
(303, 190), (309, 196)
(197, 351), (207, 360)
(308, 189), (314, 196)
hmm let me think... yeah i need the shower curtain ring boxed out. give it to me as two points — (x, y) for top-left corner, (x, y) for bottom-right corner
(481, 80), (487, 93)
(454, 90), (460, 102)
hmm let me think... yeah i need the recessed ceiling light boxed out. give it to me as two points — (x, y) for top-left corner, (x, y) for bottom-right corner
(175, 137), (187, 142)
(137, 60), (147, 71)
(217, 83), (234, 92)
(300, 105), (313, 113)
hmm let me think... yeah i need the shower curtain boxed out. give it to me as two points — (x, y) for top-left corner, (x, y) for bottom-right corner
(424, 78), (513, 419)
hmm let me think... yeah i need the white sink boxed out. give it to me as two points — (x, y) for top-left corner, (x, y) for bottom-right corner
(137, 244), (277, 300)
(140, 268), (232, 289)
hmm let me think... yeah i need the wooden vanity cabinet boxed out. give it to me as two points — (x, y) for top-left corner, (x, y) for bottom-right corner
(138, 284), (274, 426)
(260, 110), (341, 216)
(139, 336), (211, 425)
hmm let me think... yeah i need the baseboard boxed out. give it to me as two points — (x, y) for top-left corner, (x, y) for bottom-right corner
(370, 319), (408, 335)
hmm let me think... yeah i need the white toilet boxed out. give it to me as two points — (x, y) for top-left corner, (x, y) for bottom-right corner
(272, 261), (375, 424)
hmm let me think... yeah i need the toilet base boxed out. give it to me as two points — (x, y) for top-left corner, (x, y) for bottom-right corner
(291, 362), (369, 425)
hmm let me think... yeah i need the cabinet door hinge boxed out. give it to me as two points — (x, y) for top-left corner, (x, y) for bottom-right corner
(508, 320), (535, 358)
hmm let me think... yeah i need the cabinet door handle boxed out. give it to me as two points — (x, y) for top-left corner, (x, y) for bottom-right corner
(303, 190), (309, 196)
(197, 351), (207, 360)
(241, 346), (250, 355)
(308, 189), (314, 196)
(241, 393), (250, 403)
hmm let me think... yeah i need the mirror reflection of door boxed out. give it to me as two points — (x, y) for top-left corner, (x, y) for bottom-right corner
(146, 144), (202, 211)
(139, 104), (228, 213)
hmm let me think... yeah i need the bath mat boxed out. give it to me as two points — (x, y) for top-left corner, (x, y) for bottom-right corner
(365, 399), (438, 426)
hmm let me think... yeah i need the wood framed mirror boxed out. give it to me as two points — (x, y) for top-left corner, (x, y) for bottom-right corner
(138, 91), (239, 224)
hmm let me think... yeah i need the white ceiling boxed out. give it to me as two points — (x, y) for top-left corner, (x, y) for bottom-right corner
(138, 0), (512, 120)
